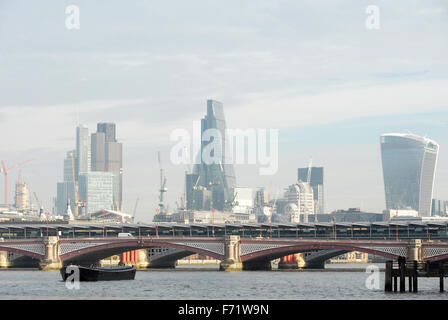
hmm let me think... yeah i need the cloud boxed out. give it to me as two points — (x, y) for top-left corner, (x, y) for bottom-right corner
(226, 79), (448, 130)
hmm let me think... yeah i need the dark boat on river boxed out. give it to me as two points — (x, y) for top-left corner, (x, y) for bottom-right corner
(60, 265), (136, 281)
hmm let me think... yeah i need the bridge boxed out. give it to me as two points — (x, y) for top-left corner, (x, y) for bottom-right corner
(1, 233), (448, 271)
(1, 220), (448, 240)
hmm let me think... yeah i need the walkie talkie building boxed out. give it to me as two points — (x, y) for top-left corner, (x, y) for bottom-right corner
(380, 133), (439, 217)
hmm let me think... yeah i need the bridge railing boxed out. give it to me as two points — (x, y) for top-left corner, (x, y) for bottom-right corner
(1, 231), (448, 241)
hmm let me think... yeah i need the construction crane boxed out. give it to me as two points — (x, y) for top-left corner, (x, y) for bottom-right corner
(216, 163), (233, 211)
(158, 151), (167, 215)
(191, 175), (200, 210)
(33, 192), (44, 217)
(132, 197), (139, 222)
(225, 190), (239, 211)
(70, 153), (85, 218)
(1, 158), (35, 208)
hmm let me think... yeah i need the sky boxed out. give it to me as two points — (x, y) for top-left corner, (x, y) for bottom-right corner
(0, 0), (447, 222)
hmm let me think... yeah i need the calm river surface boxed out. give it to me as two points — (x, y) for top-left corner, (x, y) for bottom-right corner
(0, 264), (446, 300)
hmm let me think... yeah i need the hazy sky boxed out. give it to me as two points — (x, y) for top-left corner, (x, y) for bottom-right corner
(0, 0), (447, 222)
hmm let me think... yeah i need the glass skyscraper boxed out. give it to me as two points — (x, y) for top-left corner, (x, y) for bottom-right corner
(75, 124), (90, 180)
(78, 171), (114, 215)
(97, 122), (117, 143)
(380, 133), (439, 217)
(190, 100), (237, 211)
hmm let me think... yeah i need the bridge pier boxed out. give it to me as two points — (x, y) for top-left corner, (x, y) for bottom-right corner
(408, 239), (422, 261)
(219, 235), (242, 272)
(39, 236), (62, 271)
(0, 251), (10, 268)
(136, 249), (149, 269)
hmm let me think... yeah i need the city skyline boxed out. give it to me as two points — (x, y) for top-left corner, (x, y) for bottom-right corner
(4, 111), (447, 221)
(1, 1), (447, 222)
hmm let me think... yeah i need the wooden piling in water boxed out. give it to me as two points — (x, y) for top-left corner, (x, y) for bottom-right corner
(413, 261), (418, 293)
(440, 263), (444, 293)
(385, 261), (392, 292)
(399, 259), (405, 292)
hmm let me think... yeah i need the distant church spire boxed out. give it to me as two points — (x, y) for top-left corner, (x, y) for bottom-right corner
(66, 199), (74, 221)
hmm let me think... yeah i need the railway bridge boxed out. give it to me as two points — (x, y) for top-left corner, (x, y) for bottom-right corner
(2, 235), (448, 271)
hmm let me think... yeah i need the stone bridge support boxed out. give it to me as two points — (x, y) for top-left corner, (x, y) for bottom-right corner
(39, 236), (62, 271)
(136, 249), (149, 269)
(0, 251), (10, 268)
(408, 239), (422, 262)
(220, 235), (242, 271)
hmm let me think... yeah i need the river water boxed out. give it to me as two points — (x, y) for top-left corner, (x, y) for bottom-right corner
(0, 264), (446, 300)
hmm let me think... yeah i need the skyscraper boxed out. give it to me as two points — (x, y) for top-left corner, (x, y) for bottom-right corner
(190, 100), (237, 211)
(91, 132), (106, 171)
(75, 124), (90, 180)
(97, 122), (116, 143)
(56, 122), (123, 217)
(380, 133), (439, 217)
(91, 123), (123, 210)
(298, 167), (324, 214)
(56, 150), (77, 215)
(78, 172), (114, 215)
(63, 150), (76, 183)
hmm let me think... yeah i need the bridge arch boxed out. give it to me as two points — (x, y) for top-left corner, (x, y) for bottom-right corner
(241, 243), (403, 263)
(59, 239), (224, 264)
(0, 245), (44, 260)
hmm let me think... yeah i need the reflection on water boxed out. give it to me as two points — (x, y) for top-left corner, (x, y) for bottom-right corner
(0, 264), (446, 300)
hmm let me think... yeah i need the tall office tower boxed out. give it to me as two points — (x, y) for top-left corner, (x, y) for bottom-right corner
(75, 124), (90, 180)
(91, 123), (123, 210)
(105, 140), (122, 210)
(64, 150), (76, 183)
(432, 199), (447, 216)
(56, 150), (77, 215)
(97, 122), (116, 143)
(91, 132), (106, 171)
(78, 172), (113, 215)
(56, 182), (75, 215)
(298, 167), (324, 214)
(105, 134), (122, 211)
(380, 133), (439, 217)
(191, 100), (237, 211)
